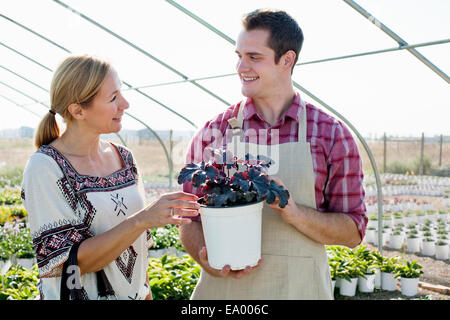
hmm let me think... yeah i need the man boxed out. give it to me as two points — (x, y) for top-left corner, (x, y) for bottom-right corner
(180, 9), (367, 300)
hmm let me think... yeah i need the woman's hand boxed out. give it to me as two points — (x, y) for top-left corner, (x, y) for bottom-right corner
(137, 191), (200, 229)
(266, 177), (299, 225)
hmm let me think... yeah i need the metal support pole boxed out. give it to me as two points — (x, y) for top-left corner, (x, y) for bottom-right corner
(169, 130), (174, 192)
(383, 133), (387, 173)
(420, 133), (424, 175)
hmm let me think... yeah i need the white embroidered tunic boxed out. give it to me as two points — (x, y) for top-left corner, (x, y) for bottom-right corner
(21, 143), (151, 300)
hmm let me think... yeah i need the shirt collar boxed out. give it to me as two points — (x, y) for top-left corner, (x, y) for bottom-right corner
(243, 92), (301, 123)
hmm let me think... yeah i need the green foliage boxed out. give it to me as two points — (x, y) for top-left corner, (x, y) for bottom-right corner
(148, 254), (200, 300)
(0, 222), (34, 259)
(0, 205), (27, 226)
(0, 264), (39, 300)
(394, 260), (423, 279)
(0, 167), (23, 189)
(379, 256), (400, 273)
(0, 189), (22, 206)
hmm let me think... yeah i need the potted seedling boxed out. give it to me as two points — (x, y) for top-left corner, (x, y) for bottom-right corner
(178, 151), (289, 270)
(368, 214), (378, 229)
(393, 212), (404, 226)
(435, 238), (449, 260)
(395, 260), (424, 296)
(370, 249), (383, 289)
(380, 256), (400, 291)
(406, 230), (421, 253)
(415, 210), (425, 224)
(338, 258), (363, 297)
(389, 230), (404, 250)
(353, 247), (377, 293)
(365, 226), (376, 244)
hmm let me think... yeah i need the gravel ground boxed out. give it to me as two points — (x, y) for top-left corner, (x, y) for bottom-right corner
(335, 243), (449, 300)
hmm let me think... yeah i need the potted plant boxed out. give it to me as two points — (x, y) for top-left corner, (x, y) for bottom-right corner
(370, 249), (383, 289)
(389, 230), (404, 250)
(365, 226), (376, 244)
(435, 238), (449, 260)
(395, 260), (424, 296)
(416, 210), (425, 224)
(422, 236), (435, 257)
(353, 246), (377, 293)
(406, 230), (421, 253)
(368, 214), (378, 229)
(178, 151), (289, 270)
(338, 258), (363, 297)
(392, 212), (404, 226)
(380, 256), (400, 291)
(438, 209), (448, 222)
(426, 209), (437, 222)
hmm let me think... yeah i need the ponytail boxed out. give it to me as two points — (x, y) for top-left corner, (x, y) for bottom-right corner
(34, 111), (60, 149)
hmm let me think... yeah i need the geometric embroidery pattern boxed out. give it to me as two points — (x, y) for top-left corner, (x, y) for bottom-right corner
(33, 143), (139, 278)
(110, 193), (128, 216)
(115, 246), (138, 284)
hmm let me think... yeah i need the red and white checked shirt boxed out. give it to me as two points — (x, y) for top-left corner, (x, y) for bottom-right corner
(183, 92), (367, 239)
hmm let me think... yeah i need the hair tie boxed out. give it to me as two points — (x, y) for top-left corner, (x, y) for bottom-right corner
(49, 109), (56, 115)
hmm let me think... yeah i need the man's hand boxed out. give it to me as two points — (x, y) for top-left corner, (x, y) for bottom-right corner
(198, 247), (262, 279)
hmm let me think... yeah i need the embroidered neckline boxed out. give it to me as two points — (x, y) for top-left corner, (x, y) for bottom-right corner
(38, 144), (137, 194)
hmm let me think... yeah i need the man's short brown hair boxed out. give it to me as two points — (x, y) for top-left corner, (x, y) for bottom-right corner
(242, 9), (304, 72)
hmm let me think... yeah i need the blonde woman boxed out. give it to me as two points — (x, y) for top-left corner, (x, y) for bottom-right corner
(21, 54), (199, 300)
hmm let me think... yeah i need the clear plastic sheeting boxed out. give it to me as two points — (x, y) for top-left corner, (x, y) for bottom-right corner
(1, 0), (448, 134)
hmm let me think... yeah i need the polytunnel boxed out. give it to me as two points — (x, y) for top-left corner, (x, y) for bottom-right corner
(1, 0), (449, 254)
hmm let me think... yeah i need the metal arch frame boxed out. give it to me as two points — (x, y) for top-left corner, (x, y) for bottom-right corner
(0, 93), (42, 118)
(52, 0), (231, 107)
(117, 38), (450, 91)
(343, 0), (449, 84)
(0, 64), (128, 147)
(0, 13), (197, 130)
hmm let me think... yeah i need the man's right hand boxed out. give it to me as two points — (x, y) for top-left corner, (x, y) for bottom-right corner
(198, 246), (263, 279)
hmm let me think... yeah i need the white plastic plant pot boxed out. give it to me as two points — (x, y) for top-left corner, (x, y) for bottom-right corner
(381, 272), (397, 291)
(335, 277), (342, 288)
(406, 237), (421, 253)
(389, 234), (403, 250)
(358, 274), (375, 293)
(339, 278), (358, 297)
(422, 241), (435, 257)
(401, 277), (419, 297)
(331, 280), (336, 293)
(435, 244), (449, 260)
(200, 200), (264, 270)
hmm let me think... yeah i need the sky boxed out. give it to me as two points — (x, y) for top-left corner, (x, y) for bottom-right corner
(1, 0), (449, 138)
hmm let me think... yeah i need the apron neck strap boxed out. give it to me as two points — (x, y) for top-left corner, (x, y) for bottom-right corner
(227, 99), (246, 131)
(298, 97), (307, 143)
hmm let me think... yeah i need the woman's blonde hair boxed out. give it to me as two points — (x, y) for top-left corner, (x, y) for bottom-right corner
(34, 54), (111, 149)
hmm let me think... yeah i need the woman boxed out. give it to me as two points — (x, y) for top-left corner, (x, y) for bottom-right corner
(21, 54), (199, 300)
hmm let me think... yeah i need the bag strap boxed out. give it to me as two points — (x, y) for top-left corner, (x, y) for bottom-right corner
(60, 241), (85, 300)
(60, 241), (116, 300)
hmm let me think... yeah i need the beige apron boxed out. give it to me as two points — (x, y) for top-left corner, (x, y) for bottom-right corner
(191, 97), (333, 300)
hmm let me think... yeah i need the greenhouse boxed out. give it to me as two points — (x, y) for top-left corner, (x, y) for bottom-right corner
(0, 0), (449, 304)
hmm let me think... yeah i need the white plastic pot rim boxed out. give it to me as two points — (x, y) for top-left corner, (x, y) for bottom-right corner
(200, 200), (264, 217)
